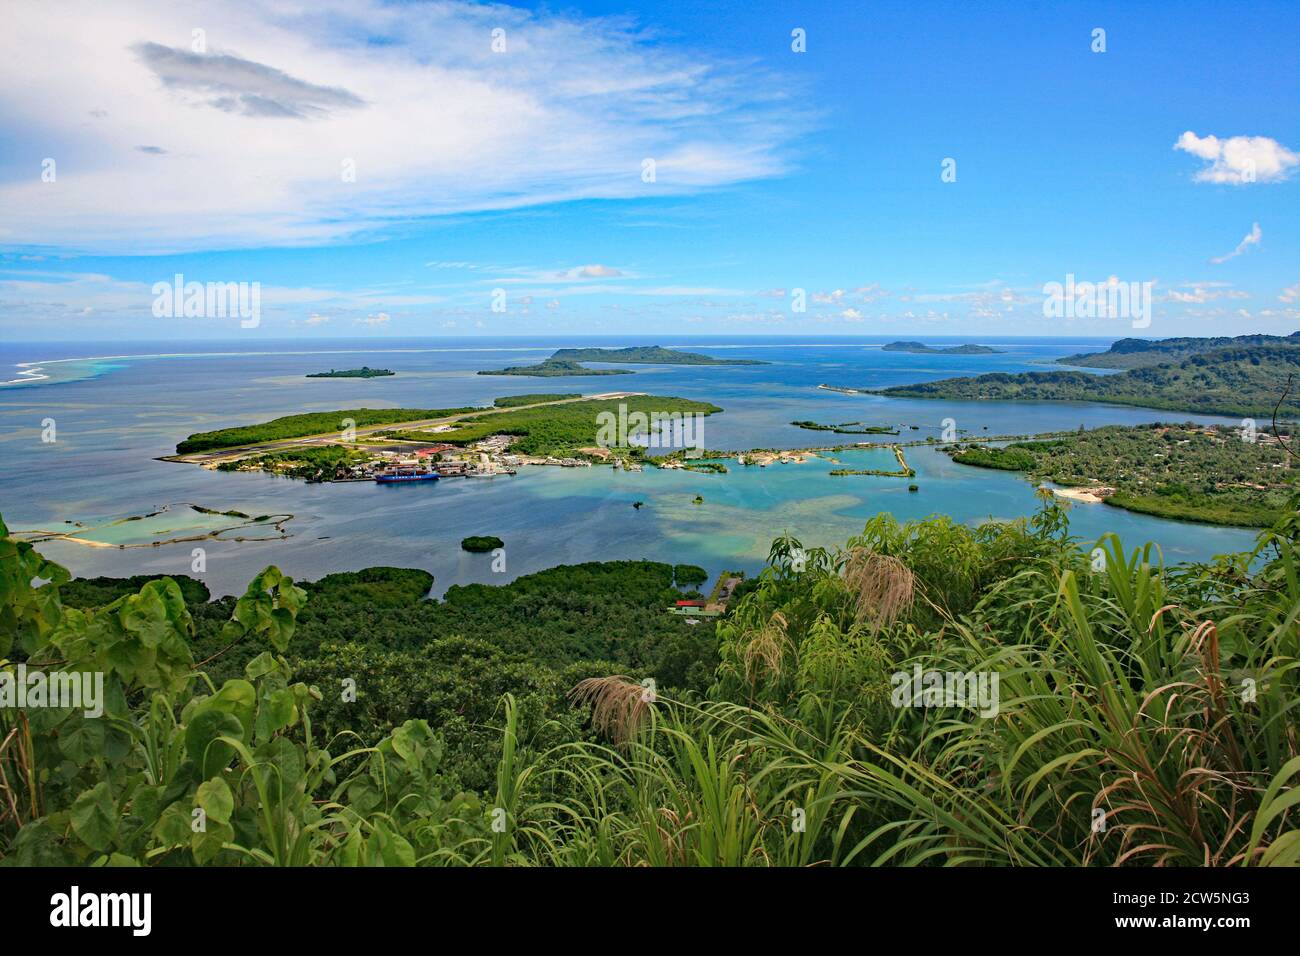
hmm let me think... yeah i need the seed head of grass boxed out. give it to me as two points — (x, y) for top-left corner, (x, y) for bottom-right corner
(568, 675), (654, 746)
(842, 549), (915, 629)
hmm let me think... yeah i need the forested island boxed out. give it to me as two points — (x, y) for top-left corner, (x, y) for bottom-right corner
(1057, 331), (1300, 369)
(306, 367), (395, 378)
(948, 422), (1293, 526)
(177, 393), (723, 481)
(7, 491), (1297, 867)
(461, 535), (504, 552)
(176, 395), (592, 454)
(176, 403), (481, 453)
(873, 340), (1300, 418)
(792, 419), (899, 435)
(379, 394), (722, 457)
(477, 359), (634, 377)
(478, 345), (766, 376)
(881, 341), (1002, 355)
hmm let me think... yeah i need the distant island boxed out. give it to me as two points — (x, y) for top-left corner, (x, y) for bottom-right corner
(478, 359), (634, 378)
(1056, 331), (1300, 369)
(870, 337), (1300, 418)
(550, 346), (766, 365)
(306, 367), (395, 378)
(461, 535), (504, 552)
(478, 345), (767, 377)
(791, 420), (899, 435)
(882, 341), (1002, 355)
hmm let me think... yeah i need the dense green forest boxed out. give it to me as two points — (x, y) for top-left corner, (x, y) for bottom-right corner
(4, 496), (1298, 866)
(382, 395), (722, 457)
(949, 423), (1293, 526)
(876, 342), (1300, 418)
(1058, 332), (1300, 369)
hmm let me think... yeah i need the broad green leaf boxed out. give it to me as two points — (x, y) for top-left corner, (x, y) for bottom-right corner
(70, 782), (117, 853)
(196, 777), (234, 826)
(185, 709), (244, 779)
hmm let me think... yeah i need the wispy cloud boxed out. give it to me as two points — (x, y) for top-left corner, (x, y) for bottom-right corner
(0, 0), (809, 253)
(555, 265), (623, 280)
(1210, 222), (1262, 264)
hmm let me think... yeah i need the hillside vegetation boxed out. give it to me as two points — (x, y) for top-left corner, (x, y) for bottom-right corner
(877, 342), (1300, 418)
(950, 423), (1294, 526)
(3, 496), (1298, 867)
(1059, 332), (1300, 369)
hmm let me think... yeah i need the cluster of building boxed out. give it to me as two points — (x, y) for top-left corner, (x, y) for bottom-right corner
(344, 439), (520, 482)
(666, 573), (744, 623)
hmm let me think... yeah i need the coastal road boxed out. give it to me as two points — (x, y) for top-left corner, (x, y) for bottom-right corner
(163, 391), (647, 464)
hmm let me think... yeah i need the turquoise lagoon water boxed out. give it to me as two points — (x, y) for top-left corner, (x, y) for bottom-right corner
(0, 336), (1261, 596)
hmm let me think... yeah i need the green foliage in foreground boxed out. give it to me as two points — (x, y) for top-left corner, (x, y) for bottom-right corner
(461, 536), (504, 552)
(3, 497), (1298, 867)
(177, 405), (480, 454)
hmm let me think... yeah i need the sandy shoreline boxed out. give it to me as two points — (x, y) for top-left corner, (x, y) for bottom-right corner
(1050, 486), (1115, 504)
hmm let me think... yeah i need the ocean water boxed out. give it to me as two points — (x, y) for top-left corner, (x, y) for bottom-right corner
(0, 336), (1261, 596)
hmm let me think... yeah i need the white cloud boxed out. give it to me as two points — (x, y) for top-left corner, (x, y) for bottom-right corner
(1166, 283), (1250, 303)
(555, 265), (623, 279)
(1280, 283), (1300, 304)
(812, 289), (845, 304)
(301, 313), (330, 325)
(1175, 132), (1299, 185)
(1209, 223), (1262, 264)
(355, 312), (390, 327)
(0, 0), (807, 253)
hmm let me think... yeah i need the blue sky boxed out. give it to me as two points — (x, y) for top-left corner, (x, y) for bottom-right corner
(1, 0), (1297, 340)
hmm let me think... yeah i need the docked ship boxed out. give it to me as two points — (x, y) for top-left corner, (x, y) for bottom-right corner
(374, 467), (439, 484)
